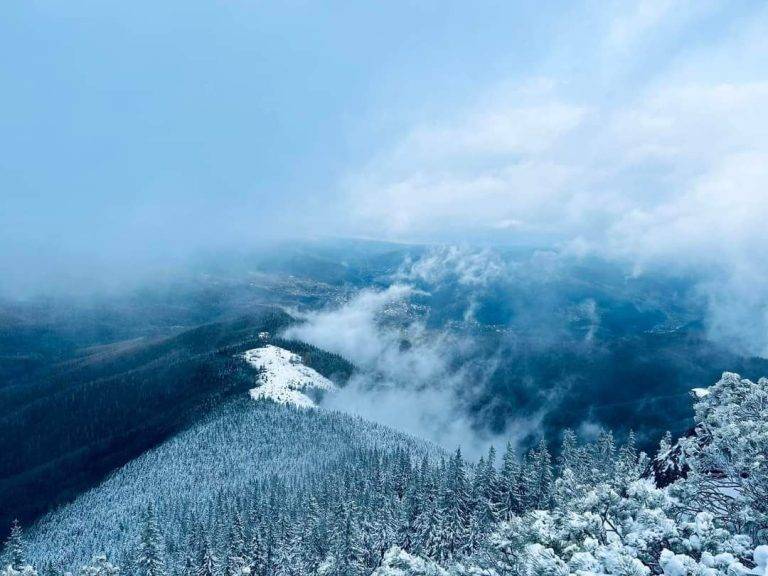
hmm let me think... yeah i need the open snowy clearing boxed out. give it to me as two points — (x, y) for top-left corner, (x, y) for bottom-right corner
(243, 345), (336, 408)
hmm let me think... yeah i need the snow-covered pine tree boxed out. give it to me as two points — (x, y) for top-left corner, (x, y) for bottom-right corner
(135, 505), (166, 576)
(468, 450), (499, 554)
(558, 429), (581, 474)
(615, 430), (647, 491)
(245, 528), (266, 576)
(195, 540), (217, 576)
(180, 555), (195, 576)
(223, 512), (246, 576)
(303, 495), (328, 571)
(327, 501), (366, 576)
(594, 430), (617, 482)
(397, 471), (423, 553)
(673, 372), (768, 540)
(539, 439), (555, 510)
(2, 521), (25, 571)
(411, 465), (442, 560)
(272, 524), (306, 576)
(39, 560), (63, 576)
(437, 449), (472, 561)
(1, 522), (37, 576)
(498, 441), (522, 520)
(79, 555), (119, 576)
(477, 446), (503, 525)
(519, 440), (554, 511)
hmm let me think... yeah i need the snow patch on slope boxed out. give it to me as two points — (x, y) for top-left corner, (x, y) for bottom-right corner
(244, 345), (336, 408)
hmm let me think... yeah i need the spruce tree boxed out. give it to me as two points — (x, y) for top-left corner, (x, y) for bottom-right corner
(329, 502), (365, 576)
(79, 555), (119, 576)
(180, 556), (195, 576)
(412, 466), (441, 559)
(223, 513), (246, 576)
(196, 541), (217, 576)
(499, 442), (522, 519)
(135, 505), (166, 576)
(558, 429), (579, 472)
(398, 479), (422, 552)
(615, 430), (642, 488)
(273, 526), (305, 576)
(482, 446), (503, 522)
(591, 430), (616, 483)
(3, 520), (25, 571)
(246, 529), (266, 576)
(534, 439), (554, 510)
(304, 495), (327, 563)
(439, 449), (472, 560)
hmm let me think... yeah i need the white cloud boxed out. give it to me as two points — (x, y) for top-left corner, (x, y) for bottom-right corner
(609, 82), (768, 169)
(340, 2), (768, 355)
(401, 101), (587, 159)
(395, 245), (506, 287)
(284, 284), (416, 369)
(349, 161), (581, 238)
(283, 283), (537, 456)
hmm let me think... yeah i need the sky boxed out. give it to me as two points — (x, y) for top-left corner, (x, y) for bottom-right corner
(2, 1), (768, 309)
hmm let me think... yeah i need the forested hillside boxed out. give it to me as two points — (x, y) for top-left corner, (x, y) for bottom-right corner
(21, 399), (439, 572)
(4, 372), (768, 576)
(0, 309), (353, 538)
(5, 243), (768, 545)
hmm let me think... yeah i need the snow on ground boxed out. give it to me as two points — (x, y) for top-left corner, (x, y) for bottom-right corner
(243, 345), (336, 408)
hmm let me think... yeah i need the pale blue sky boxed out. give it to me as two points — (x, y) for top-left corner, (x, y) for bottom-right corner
(2, 1), (767, 295)
(2, 2), (547, 255)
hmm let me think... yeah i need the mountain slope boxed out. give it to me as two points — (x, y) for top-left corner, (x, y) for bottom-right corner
(25, 398), (438, 571)
(0, 310), (353, 538)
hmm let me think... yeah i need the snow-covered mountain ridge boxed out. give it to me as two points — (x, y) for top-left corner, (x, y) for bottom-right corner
(24, 399), (439, 571)
(243, 345), (336, 408)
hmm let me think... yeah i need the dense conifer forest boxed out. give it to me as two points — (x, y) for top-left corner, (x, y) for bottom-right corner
(0, 310), (352, 537)
(4, 372), (768, 576)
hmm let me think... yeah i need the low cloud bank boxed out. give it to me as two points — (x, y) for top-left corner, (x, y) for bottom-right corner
(342, 4), (768, 358)
(284, 283), (534, 457)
